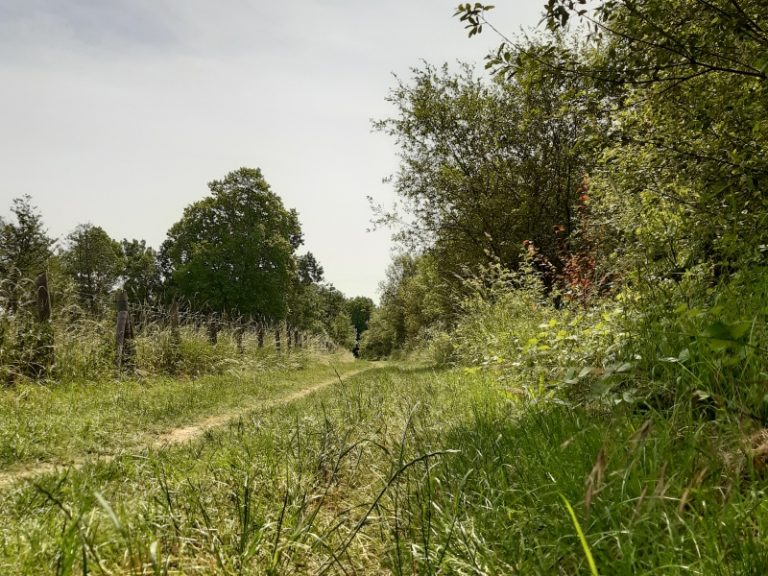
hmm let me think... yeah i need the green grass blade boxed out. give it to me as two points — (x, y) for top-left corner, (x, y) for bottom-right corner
(560, 493), (599, 576)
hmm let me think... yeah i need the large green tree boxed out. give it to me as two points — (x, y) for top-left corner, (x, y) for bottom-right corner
(374, 58), (596, 290)
(62, 224), (124, 314)
(286, 252), (326, 337)
(457, 1), (768, 278)
(346, 296), (374, 339)
(160, 168), (303, 321)
(360, 252), (450, 357)
(121, 239), (162, 305)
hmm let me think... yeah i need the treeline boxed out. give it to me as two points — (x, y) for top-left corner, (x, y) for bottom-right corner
(0, 168), (373, 381)
(363, 0), (768, 414)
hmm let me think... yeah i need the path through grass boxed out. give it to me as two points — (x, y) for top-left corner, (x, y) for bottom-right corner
(2, 365), (767, 574)
(0, 353), (365, 471)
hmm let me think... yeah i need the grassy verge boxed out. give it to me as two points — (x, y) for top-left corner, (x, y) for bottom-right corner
(0, 351), (364, 469)
(1, 365), (765, 574)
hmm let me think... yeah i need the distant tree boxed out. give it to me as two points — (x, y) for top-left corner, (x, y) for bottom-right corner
(286, 252), (326, 337)
(318, 285), (347, 327)
(346, 296), (374, 339)
(297, 252), (324, 285)
(359, 309), (398, 359)
(359, 252), (452, 358)
(62, 224), (124, 314)
(160, 168), (303, 321)
(121, 239), (161, 305)
(297, 283), (358, 348)
(0, 196), (54, 310)
(328, 312), (356, 349)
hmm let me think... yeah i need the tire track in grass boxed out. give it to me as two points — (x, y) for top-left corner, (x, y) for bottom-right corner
(0, 367), (372, 489)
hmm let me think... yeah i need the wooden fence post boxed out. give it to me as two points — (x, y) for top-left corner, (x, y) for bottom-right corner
(31, 272), (54, 376)
(116, 291), (135, 371)
(35, 272), (51, 323)
(286, 324), (292, 351)
(167, 300), (181, 372)
(257, 321), (265, 348)
(235, 317), (245, 355)
(170, 301), (180, 340)
(207, 314), (219, 345)
(274, 324), (281, 352)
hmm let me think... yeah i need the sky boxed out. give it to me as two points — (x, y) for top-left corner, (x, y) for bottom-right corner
(0, 0), (543, 300)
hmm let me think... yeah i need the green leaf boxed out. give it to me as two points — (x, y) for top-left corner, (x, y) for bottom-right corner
(708, 339), (733, 352)
(578, 366), (593, 378)
(728, 321), (752, 340)
(95, 492), (123, 533)
(701, 320), (731, 341)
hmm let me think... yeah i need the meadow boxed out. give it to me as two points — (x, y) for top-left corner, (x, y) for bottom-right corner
(2, 362), (767, 575)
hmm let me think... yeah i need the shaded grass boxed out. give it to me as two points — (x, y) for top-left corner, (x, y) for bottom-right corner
(2, 365), (768, 574)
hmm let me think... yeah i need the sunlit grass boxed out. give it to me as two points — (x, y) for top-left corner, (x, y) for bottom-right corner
(1, 365), (766, 574)
(0, 352), (363, 469)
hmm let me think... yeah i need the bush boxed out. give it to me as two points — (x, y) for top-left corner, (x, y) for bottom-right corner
(452, 261), (629, 401)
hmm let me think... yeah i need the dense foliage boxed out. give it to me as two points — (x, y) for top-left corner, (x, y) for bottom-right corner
(160, 168), (303, 321)
(0, 197), (54, 311)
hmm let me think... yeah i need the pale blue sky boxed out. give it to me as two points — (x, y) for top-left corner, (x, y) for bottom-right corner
(0, 1), (542, 299)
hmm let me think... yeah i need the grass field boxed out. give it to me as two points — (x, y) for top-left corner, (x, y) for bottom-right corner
(2, 363), (768, 574)
(0, 352), (364, 475)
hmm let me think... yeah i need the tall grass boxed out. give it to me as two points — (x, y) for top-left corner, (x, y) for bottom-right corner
(1, 288), (341, 385)
(1, 366), (766, 574)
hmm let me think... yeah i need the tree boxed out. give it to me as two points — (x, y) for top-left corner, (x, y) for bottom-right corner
(455, 1), (768, 278)
(297, 252), (324, 285)
(373, 59), (596, 291)
(121, 239), (162, 305)
(0, 196), (54, 310)
(62, 224), (124, 314)
(328, 312), (356, 349)
(346, 296), (374, 339)
(160, 168), (303, 321)
(286, 251), (326, 338)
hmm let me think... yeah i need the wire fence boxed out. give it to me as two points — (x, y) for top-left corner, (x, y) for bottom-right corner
(0, 272), (340, 385)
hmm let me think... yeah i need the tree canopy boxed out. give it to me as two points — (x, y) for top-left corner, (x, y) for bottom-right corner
(160, 168), (303, 320)
(0, 196), (54, 309)
(121, 239), (162, 306)
(62, 224), (124, 314)
(373, 56), (596, 291)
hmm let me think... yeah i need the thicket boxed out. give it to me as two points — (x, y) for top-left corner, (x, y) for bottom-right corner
(364, 0), (768, 424)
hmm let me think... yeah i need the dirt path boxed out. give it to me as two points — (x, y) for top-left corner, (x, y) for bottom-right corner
(0, 367), (371, 489)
